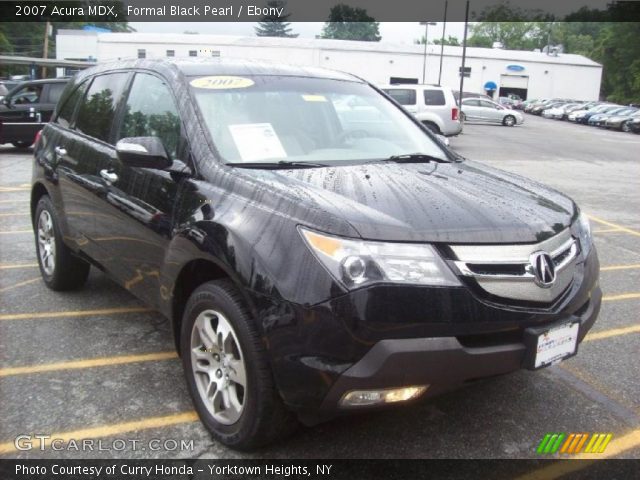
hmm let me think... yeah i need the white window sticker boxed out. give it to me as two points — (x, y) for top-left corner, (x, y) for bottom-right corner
(228, 123), (287, 162)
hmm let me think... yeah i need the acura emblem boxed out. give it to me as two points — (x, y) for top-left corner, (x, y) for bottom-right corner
(530, 251), (556, 288)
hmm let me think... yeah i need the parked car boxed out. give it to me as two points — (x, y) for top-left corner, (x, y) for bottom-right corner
(568, 103), (609, 122)
(381, 84), (462, 136)
(577, 104), (621, 125)
(460, 98), (524, 126)
(603, 109), (640, 131)
(629, 116), (640, 133)
(588, 107), (635, 126)
(32, 58), (600, 449)
(0, 78), (68, 148)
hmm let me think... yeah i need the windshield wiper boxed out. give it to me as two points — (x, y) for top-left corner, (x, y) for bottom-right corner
(380, 153), (451, 164)
(226, 160), (330, 169)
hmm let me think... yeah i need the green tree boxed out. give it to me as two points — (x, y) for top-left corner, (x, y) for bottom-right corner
(320, 4), (381, 42)
(434, 35), (460, 46)
(254, 1), (298, 37)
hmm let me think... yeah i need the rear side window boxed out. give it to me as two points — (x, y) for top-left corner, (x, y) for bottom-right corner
(75, 73), (129, 143)
(47, 83), (66, 104)
(118, 73), (181, 159)
(56, 82), (88, 129)
(464, 99), (480, 107)
(424, 89), (446, 106)
(384, 89), (416, 106)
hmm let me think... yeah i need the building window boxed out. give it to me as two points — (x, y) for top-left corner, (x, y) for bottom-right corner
(211, 50), (221, 57)
(137, 49), (146, 59)
(459, 66), (471, 78)
(166, 50), (175, 57)
(189, 50), (197, 57)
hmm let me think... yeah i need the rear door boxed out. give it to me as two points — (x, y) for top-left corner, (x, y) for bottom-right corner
(92, 72), (187, 306)
(54, 72), (130, 262)
(479, 100), (502, 123)
(461, 99), (482, 121)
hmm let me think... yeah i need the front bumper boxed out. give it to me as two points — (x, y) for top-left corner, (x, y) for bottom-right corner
(262, 247), (601, 421)
(317, 285), (600, 416)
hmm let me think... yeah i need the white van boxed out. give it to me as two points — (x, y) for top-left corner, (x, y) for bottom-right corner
(380, 84), (463, 136)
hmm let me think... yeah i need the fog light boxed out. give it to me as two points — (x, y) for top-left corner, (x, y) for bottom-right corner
(340, 385), (428, 408)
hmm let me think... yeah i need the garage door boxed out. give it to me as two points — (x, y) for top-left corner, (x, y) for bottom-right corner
(500, 75), (529, 89)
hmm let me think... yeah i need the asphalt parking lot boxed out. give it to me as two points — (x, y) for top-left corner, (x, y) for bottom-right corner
(0, 114), (639, 463)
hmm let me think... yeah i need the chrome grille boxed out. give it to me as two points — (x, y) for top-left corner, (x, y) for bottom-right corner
(449, 229), (578, 303)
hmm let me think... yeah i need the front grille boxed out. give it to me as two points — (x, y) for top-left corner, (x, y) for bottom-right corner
(448, 229), (579, 304)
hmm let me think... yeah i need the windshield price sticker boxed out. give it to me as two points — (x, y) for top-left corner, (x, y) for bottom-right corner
(228, 123), (287, 162)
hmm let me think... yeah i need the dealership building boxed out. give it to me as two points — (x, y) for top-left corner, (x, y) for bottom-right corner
(56, 30), (603, 101)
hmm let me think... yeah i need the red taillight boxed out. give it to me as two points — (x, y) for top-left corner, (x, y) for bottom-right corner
(452, 108), (459, 121)
(34, 129), (42, 147)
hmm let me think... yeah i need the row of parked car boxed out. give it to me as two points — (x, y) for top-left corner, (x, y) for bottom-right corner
(521, 98), (640, 133)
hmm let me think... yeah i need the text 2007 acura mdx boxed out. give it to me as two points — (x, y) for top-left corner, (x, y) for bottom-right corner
(32, 59), (600, 449)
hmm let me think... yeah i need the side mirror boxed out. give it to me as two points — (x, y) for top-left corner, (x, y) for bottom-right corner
(115, 137), (172, 170)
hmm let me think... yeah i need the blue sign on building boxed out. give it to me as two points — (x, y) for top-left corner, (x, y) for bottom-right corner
(507, 65), (525, 72)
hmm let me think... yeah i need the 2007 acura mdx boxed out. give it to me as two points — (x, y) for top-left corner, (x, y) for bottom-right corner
(31, 59), (600, 449)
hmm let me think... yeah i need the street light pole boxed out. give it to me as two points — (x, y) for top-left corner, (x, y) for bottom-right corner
(438, 1), (448, 86)
(420, 22), (437, 84)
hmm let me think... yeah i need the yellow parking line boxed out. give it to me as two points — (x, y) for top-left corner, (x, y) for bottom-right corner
(600, 264), (640, 272)
(587, 214), (640, 237)
(0, 263), (38, 270)
(602, 293), (640, 302)
(0, 351), (178, 377)
(0, 212), (28, 217)
(0, 277), (40, 293)
(0, 187), (30, 192)
(585, 325), (640, 342)
(593, 228), (623, 233)
(0, 411), (198, 455)
(0, 199), (30, 203)
(0, 229), (32, 235)
(0, 306), (154, 321)
(515, 427), (640, 479)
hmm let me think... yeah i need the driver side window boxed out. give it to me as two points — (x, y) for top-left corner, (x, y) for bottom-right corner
(11, 85), (42, 105)
(119, 73), (181, 159)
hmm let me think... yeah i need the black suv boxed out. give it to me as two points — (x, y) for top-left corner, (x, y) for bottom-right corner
(32, 59), (600, 449)
(1, 78), (68, 148)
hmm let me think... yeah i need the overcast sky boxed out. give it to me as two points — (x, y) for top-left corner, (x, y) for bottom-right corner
(129, 22), (469, 45)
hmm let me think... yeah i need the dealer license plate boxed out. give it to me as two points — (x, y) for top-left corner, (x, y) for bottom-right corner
(534, 322), (579, 369)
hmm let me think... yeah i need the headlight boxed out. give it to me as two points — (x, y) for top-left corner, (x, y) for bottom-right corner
(299, 227), (461, 289)
(575, 212), (593, 258)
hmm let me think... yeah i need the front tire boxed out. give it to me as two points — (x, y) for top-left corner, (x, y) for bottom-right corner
(34, 195), (90, 291)
(181, 280), (297, 449)
(503, 115), (516, 127)
(622, 121), (631, 133)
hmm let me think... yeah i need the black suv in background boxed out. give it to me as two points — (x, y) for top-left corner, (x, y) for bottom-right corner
(32, 59), (600, 449)
(1, 78), (68, 148)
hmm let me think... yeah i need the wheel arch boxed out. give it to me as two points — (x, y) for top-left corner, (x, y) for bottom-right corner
(30, 182), (50, 225)
(169, 257), (256, 355)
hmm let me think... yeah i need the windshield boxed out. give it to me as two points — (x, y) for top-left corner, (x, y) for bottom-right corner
(190, 75), (447, 164)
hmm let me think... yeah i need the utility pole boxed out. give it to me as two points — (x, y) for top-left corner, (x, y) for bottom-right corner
(458, 1), (470, 113)
(41, 21), (50, 79)
(420, 21), (437, 84)
(438, 0), (448, 86)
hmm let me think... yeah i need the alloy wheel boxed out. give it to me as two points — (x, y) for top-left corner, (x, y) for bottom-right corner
(37, 210), (56, 276)
(190, 309), (247, 425)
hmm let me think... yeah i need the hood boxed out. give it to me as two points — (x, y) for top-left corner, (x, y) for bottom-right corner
(238, 161), (576, 244)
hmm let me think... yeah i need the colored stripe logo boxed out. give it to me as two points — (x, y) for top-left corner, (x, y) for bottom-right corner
(537, 433), (612, 454)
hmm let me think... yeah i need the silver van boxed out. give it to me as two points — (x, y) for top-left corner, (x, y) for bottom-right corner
(380, 84), (463, 136)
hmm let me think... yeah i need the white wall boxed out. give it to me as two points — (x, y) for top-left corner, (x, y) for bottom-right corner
(56, 32), (602, 101)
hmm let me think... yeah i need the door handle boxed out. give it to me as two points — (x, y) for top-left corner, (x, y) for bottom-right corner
(100, 169), (118, 183)
(54, 146), (67, 157)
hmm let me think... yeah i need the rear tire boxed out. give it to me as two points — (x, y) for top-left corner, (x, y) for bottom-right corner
(34, 195), (90, 291)
(12, 141), (32, 149)
(622, 121), (631, 133)
(181, 279), (297, 450)
(503, 115), (516, 127)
